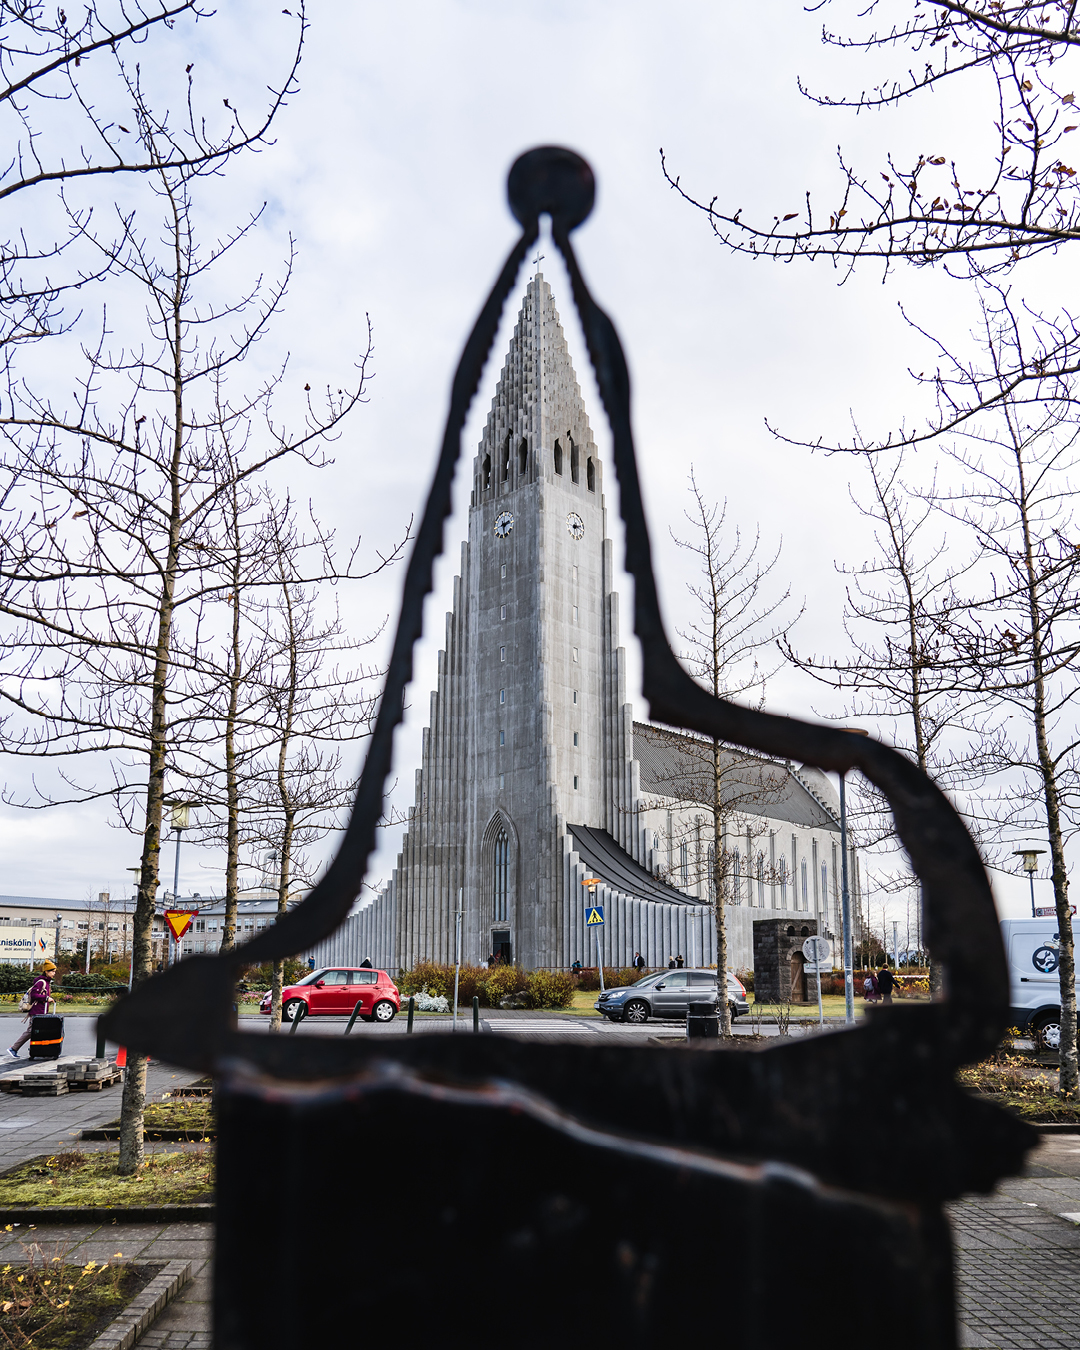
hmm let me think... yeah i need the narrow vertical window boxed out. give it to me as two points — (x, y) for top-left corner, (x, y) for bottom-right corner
(733, 850), (742, 904)
(573, 731), (579, 747)
(707, 844), (716, 902)
(501, 605), (506, 620)
(572, 647), (579, 662)
(518, 438), (528, 476)
(571, 441), (579, 483)
(499, 689), (505, 704)
(501, 435), (510, 482)
(500, 563), (506, 579)
(779, 855), (788, 905)
(573, 605), (579, 623)
(821, 863), (828, 908)
(499, 773), (505, 789)
(554, 439), (563, 475)
(500, 646), (506, 662)
(586, 457), (595, 491)
(573, 690), (577, 704)
(758, 852), (766, 904)
(493, 829), (509, 921)
(801, 860), (808, 911)
(483, 454), (491, 490)
(573, 565), (578, 582)
(680, 844), (689, 886)
(499, 730), (505, 746)
(573, 775), (579, 789)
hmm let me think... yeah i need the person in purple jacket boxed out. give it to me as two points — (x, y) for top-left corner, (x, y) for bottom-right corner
(8, 960), (56, 1059)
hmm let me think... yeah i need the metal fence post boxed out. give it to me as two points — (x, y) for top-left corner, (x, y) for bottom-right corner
(472, 996), (479, 1033)
(407, 996), (415, 1033)
(344, 1002), (363, 1035)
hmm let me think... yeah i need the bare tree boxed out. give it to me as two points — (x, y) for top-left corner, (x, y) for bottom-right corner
(662, 3), (1080, 440)
(0, 3), (305, 360)
(921, 319), (1080, 1094)
(0, 139), (374, 1170)
(241, 514), (385, 1032)
(649, 471), (798, 1034)
(782, 447), (974, 997)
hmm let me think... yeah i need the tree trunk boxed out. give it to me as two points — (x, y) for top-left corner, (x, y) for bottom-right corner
(714, 739), (732, 1037)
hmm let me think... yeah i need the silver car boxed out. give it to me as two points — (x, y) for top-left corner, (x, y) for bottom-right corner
(594, 969), (749, 1024)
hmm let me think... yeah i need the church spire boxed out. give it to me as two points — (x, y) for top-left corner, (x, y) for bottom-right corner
(472, 273), (599, 500)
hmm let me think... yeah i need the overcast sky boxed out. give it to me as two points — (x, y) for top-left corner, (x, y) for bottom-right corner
(1, 0), (1061, 929)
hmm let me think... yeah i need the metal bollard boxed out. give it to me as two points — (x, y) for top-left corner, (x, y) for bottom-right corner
(344, 1002), (363, 1036)
(95, 1021), (106, 1059)
(288, 1004), (305, 1035)
(407, 997), (415, 1033)
(472, 996), (480, 1033)
(687, 1000), (719, 1040)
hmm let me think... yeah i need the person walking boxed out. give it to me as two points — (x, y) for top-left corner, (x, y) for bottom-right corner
(862, 970), (879, 1003)
(8, 961), (56, 1058)
(633, 951), (646, 972)
(876, 964), (895, 1005)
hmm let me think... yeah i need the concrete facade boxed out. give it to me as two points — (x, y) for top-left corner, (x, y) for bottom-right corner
(332, 275), (860, 975)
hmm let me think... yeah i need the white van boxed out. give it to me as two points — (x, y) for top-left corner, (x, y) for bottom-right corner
(1002, 917), (1079, 1048)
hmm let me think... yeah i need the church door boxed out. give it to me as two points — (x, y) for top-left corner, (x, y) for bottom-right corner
(492, 930), (512, 965)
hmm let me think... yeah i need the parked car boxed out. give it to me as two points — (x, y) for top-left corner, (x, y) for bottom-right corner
(595, 969), (748, 1024)
(260, 967), (400, 1023)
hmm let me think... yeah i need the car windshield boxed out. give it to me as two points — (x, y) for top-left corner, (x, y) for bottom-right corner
(632, 973), (663, 987)
(293, 970), (328, 987)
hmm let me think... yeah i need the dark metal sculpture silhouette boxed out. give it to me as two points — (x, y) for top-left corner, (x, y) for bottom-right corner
(103, 147), (1033, 1349)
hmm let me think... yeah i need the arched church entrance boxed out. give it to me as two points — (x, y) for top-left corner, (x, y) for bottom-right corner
(482, 811), (518, 965)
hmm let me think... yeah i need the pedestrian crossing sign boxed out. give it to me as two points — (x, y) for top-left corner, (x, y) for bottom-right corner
(585, 906), (605, 926)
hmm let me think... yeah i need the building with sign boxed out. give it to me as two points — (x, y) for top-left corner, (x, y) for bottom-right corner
(315, 273), (861, 975)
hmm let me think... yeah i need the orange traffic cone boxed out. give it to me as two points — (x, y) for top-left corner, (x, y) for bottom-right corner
(115, 1046), (127, 1068)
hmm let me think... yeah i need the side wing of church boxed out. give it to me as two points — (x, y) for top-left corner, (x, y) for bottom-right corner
(312, 276), (861, 975)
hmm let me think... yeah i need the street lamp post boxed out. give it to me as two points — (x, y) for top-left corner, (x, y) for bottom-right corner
(839, 729), (870, 1026)
(54, 912), (61, 971)
(1014, 848), (1047, 918)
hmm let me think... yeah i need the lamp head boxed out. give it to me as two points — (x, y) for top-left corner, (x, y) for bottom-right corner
(1013, 847), (1046, 874)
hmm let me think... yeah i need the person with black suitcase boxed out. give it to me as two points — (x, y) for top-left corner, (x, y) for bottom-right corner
(7, 960), (55, 1059)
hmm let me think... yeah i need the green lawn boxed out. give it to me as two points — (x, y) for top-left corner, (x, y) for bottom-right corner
(0, 1149), (213, 1208)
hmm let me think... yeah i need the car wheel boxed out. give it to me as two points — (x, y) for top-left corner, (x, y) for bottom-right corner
(283, 998), (306, 1023)
(373, 1000), (396, 1023)
(1034, 1013), (1062, 1050)
(729, 1001), (738, 1022)
(623, 1000), (649, 1024)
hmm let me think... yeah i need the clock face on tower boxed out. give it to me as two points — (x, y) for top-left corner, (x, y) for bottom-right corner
(566, 511), (585, 540)
(493, 511), (515, 539)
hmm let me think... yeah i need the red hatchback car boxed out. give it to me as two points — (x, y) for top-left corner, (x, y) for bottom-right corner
(259, 967), (400, 1023)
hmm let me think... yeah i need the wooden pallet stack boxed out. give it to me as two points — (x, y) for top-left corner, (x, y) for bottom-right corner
(64, 1058), (123, 1091)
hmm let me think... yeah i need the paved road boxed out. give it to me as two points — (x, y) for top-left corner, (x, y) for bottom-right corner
(235, 1009), (827, 1039)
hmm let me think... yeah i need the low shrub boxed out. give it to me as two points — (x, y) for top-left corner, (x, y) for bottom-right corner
(737, 968), (754, 993)
(56, 971), (115, 991)
(0, 967), (34, 994)
(526, 968), (574, 1009)
(483, 964), (529, 1006)
(398, 960), (455, 1000)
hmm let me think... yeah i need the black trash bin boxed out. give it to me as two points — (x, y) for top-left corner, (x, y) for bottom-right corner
(29, 1014), (64, 1059)
(686, 1000), (719, 1039)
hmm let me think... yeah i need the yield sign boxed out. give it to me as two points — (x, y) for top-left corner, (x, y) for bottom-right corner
(164, 909), (197, 942)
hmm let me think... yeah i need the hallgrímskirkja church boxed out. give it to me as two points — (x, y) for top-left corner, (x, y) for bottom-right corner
(316, 275), (859, 974)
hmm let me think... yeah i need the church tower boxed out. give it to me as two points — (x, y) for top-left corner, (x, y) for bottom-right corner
(390, 273), (641, 971)
(316, 279), (857, 977)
